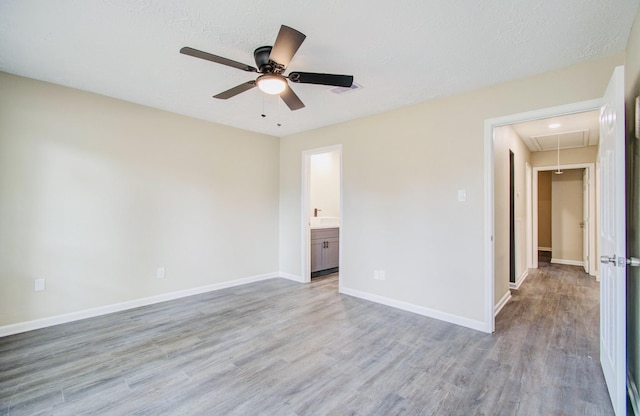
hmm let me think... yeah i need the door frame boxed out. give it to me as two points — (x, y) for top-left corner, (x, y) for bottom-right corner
(526, 163), (533, 269)
(532, 163), (596, 274)
(301, 145), (343, 284)
(583, 168), (589, 273)
(509, 150), (516, 284)
(484, 98), (601, 332)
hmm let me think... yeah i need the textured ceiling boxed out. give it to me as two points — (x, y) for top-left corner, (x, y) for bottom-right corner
(0, 0), (638, 137)
(512, 110), (600, 152)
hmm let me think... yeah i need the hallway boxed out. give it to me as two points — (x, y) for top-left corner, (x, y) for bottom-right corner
(494, 252), (612, 414)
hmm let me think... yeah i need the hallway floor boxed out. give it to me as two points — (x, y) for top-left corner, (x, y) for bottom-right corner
(495, 254), (612, 415)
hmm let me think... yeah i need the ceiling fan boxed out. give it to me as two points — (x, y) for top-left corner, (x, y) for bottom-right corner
(180, 25), (354, 111)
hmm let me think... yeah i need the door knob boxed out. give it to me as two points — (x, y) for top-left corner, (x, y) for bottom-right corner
(600, 255), (639, 267)
(627, 257), (640, 267)
(601, 255), (616, 264)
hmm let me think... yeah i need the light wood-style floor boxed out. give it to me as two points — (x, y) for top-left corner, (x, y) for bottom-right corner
(1, 260), (613, 415)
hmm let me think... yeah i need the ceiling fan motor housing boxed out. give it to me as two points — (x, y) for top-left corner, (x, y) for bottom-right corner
(254, 46), (281, 73)
(180, 25), (354, 111)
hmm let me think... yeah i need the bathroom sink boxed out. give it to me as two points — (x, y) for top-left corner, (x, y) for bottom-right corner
(310, 216), (340, 228)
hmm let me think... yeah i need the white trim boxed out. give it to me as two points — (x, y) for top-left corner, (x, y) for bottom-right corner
(595, 161), (601, 281)
(551, 258), (584, 266)
(526, 163), (533, 269)
(510, 269), (529, 290)
(301, 145), (343, 285)
(279, 272), (304, 283)
(0, 272), (279, 337)
(483, 118), (495, 333)
(589, 163), (597, 276)
(340, 286), (488, 333)
(533, 163), (596, 275)
(534, 169), (595, 268)
(494, 290), (512, 316)
(484, 98), (601, 335)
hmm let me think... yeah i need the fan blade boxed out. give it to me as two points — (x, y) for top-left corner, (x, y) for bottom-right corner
(180, 47), (257, 72)
(288, 72), (353, 87)
(280, 84), (305, 111)
(213, 81), (256, 99)
(269, 25), (306, 68)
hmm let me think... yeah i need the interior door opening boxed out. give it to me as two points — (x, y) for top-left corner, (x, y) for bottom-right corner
(486, 66), (625, 413)
(509, 150), (516, 284)
(302, 145), (342, 285)
(485, 98), (602, 334)
(534, 164), (596, 276)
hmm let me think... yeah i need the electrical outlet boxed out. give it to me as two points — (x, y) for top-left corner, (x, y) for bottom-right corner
(156, 267), (165, 279)
(34, 278), (45, 292)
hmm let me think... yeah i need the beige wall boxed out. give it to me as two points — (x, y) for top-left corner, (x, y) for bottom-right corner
(493, 126), (531, 304)
(0, 48), (627, 332)
(551, 169), (584, 263)
(279, 55), (622, 325)
(538, 171), (552, 249)
(310, 151), (340, 218)
(0, 72), (280, 327)
(532, 146), (598, 167)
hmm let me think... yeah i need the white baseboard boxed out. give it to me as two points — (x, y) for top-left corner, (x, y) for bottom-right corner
(510, 270), (529, 290)
(0, 272), (280, 338)
(494, 290), (512, 316)
(339, 286), (489, 333)
(538, 247), (552, 252)
(550, 258), (584, 266)
(279, 272), (304, 283)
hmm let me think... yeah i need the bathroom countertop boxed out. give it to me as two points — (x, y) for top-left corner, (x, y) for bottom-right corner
(309, 216), (340, 229)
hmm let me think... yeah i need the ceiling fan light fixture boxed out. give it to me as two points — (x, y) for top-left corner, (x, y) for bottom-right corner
(181, 25), (353, 110)
(256, 74), (287, 95)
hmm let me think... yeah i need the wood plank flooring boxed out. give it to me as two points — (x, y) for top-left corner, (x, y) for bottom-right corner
(0, 262), (613, 415)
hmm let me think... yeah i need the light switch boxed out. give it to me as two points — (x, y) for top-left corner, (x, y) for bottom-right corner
(458, 189), (467, 202)
(34, 278), (45, 292)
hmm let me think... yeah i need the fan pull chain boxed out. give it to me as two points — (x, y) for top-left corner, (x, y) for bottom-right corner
(261, 95), (266, 118)
(277, 96), (282, 127)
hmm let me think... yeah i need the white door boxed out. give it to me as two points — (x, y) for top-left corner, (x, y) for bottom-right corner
(583, 169), (589, 273)
(599, 65), (627, 416)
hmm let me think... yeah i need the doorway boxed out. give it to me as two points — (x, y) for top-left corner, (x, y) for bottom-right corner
(533, 164), (596, 274)
(485, 67), (626, 414)
(484, 98), (602, 332)
(509, 150), (516, 284)
(302, 145), (342, 284)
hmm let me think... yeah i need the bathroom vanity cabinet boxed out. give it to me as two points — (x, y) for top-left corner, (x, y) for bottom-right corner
(310, 227), (339, 273)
